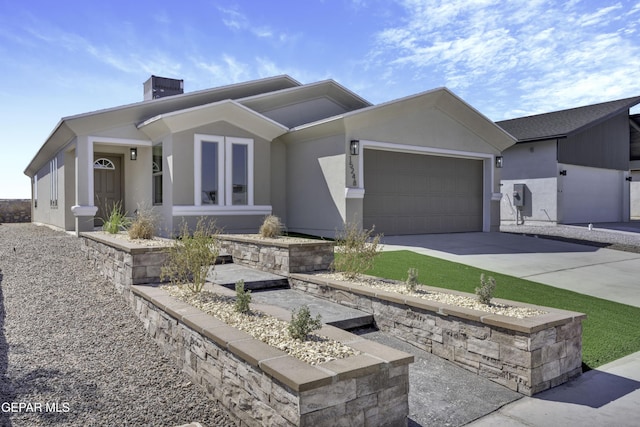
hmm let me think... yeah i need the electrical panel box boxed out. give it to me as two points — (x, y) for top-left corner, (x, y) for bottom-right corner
(513, 183), (525, 207)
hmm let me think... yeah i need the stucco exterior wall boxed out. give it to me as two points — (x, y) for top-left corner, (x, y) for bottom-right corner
(630, 169), (640, 219)
(171, 122), (271, 207)
(501, 178), (559, 224)
(558, 164), (628, 223)
(31, 150), (67, 230)
(286, 134), (346, 237)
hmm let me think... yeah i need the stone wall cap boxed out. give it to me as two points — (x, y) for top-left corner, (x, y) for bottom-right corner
(220, 234), (335, 248)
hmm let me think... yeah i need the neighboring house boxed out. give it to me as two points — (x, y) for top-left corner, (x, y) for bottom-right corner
(497, 96), (640, 225)
(24, 75), (515, 238)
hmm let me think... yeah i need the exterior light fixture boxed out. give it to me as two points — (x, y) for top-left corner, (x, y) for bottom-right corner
(626, 176), (633, 182)
(130, 147), (138, 161)
(350, 140), (360, 156)
(559, 170), (567, 176)
(495, 156), (503, 168)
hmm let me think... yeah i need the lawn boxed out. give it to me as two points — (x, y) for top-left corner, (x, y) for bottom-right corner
(365, 250), (640, 369)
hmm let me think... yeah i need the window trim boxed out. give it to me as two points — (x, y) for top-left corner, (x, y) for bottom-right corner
(194, 134), (254, 209)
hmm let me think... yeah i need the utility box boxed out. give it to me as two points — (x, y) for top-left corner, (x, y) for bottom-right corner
(513, 183), (525, 207)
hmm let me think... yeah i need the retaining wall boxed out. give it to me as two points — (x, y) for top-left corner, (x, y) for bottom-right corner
(219, 235), (335, 274)
(0, 199), (31, 223)
(289, 273), (586, 396)
(80, 232), (413, 426)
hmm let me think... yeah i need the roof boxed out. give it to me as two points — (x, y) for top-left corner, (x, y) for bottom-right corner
(24, 75), (301, 177)
(286, 87), (517, 152)
(497, 96), (640, 142)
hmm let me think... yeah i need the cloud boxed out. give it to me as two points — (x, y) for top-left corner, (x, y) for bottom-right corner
(217, 6), (287, 40)
(371, 0), (640, 118)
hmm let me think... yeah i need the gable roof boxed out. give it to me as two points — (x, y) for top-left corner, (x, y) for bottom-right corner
(24, 75), (300, 177)
(286, 87), (516, 152)
(497, 96), (640, 142)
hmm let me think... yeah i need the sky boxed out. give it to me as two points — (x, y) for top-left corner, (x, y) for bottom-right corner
(1, 0), (640, 199)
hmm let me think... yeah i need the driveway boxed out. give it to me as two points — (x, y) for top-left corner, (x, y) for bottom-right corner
(380, 231), (640, 308)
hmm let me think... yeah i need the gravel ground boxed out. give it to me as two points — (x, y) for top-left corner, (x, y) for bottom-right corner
(0, 223), (236, 427)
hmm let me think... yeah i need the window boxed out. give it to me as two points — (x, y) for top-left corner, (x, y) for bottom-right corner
(49, 157), (58, 208)
(152, 144), (163, 205)
(230, 141), (248, 205)
(194, 134), (253, 207)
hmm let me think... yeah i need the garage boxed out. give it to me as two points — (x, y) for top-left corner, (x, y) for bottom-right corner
(363, 149), (483, 235)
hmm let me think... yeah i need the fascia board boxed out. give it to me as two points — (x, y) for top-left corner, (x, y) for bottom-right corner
(138, 100), (289, 141)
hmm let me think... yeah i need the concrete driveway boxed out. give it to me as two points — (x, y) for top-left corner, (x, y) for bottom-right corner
(380, 231), (640, 308)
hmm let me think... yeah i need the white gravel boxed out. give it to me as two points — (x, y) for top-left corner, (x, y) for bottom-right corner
(0, 224), (236, 427)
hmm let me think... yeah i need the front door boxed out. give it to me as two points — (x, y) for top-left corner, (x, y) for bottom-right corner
(94, 154), (123, 227)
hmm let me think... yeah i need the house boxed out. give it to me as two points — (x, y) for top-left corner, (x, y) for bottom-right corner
(24, 75), (515, 238)
(497, 96), (640, 225)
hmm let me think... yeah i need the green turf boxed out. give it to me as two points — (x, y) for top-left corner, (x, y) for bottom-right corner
(362, 250), (640, 369)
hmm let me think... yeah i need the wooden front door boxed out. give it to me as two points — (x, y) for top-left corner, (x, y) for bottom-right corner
(94, 154), (123, 227)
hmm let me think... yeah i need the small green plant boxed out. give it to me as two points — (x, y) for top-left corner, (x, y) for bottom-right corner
(259, 215), (284, 238)
(288, 305), (322, 341)
(101, 201), (131, 234)
(475, 273), (496, 305)
(331, 222), (382, 280)
(234, 279), (252, 314)
(161, 218), (220, 294)
(406, 267), (419, 293)
(128, 205), (158, 240)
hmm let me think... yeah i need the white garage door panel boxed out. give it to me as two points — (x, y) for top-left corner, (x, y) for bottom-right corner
(363, 150), (483, 235)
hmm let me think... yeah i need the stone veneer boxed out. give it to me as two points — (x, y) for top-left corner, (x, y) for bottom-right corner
(219, 235), (335, 275)
(289, 273), (586, 396)
(79, 233), (414, 426)
(80, 232), (171, 293)
(0, 199), (31, 223)
(130, 285), (413, 427)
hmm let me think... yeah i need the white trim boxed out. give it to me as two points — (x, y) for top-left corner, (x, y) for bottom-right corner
(345, 187), (365, 199)
(491, 192), (503, 201)
(88, 136), (152, 147)
(173, 205), (272, 216)
(225, 137), (254, 206)
(194, 134), (225, 206)
(71, 205), (99, 217)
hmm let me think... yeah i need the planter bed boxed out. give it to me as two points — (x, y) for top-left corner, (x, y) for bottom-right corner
(80, 233), (414, 426)
(130, 284), (413, 427)
(219, 234), (335, 275)
(289, 273), (586, 396)
(80, 231), (172, 293)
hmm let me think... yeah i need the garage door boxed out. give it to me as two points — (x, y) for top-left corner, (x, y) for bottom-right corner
(363, 150), (483, 235)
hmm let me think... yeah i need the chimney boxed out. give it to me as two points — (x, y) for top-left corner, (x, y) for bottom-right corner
(143, 75), (184, 101)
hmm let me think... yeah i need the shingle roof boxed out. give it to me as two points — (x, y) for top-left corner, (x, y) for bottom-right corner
(497, 96), (640, 142)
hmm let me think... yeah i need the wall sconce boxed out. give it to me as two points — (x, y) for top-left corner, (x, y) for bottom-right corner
(130, 147), (138, 161)
(350, 139), (360, 156)
(626, 176), (633, 182)
(559, 170), (567, 176)
(495, 156), (503, 168)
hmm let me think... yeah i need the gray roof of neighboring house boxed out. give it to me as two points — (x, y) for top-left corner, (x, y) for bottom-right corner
(497, 96), (640, 142)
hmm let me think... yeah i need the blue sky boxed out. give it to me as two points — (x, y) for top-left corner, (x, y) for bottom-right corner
(2, 0), (640, 198)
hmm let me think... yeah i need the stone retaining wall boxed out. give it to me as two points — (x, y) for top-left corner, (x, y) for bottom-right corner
(0, 199), (31, 223)
(129, 285), (413, 426)
(80, 232), (413, 426)
(219, 235), (335, 275)
(80, 232), (170, 293)
(289, 274), (586, 396)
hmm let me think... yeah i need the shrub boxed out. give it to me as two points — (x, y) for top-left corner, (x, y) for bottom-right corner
(259, 215), (284, 238)
(476, 273), (496, 305)
(288, 305), (322, 341)
(406, 267), (419, 293)
(331, 222), (382, 280)
(234, 280), (252, 314)
(128, 206), (158, 240)
(161, 218), (220, 294)
(101, 201), (131, 234)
